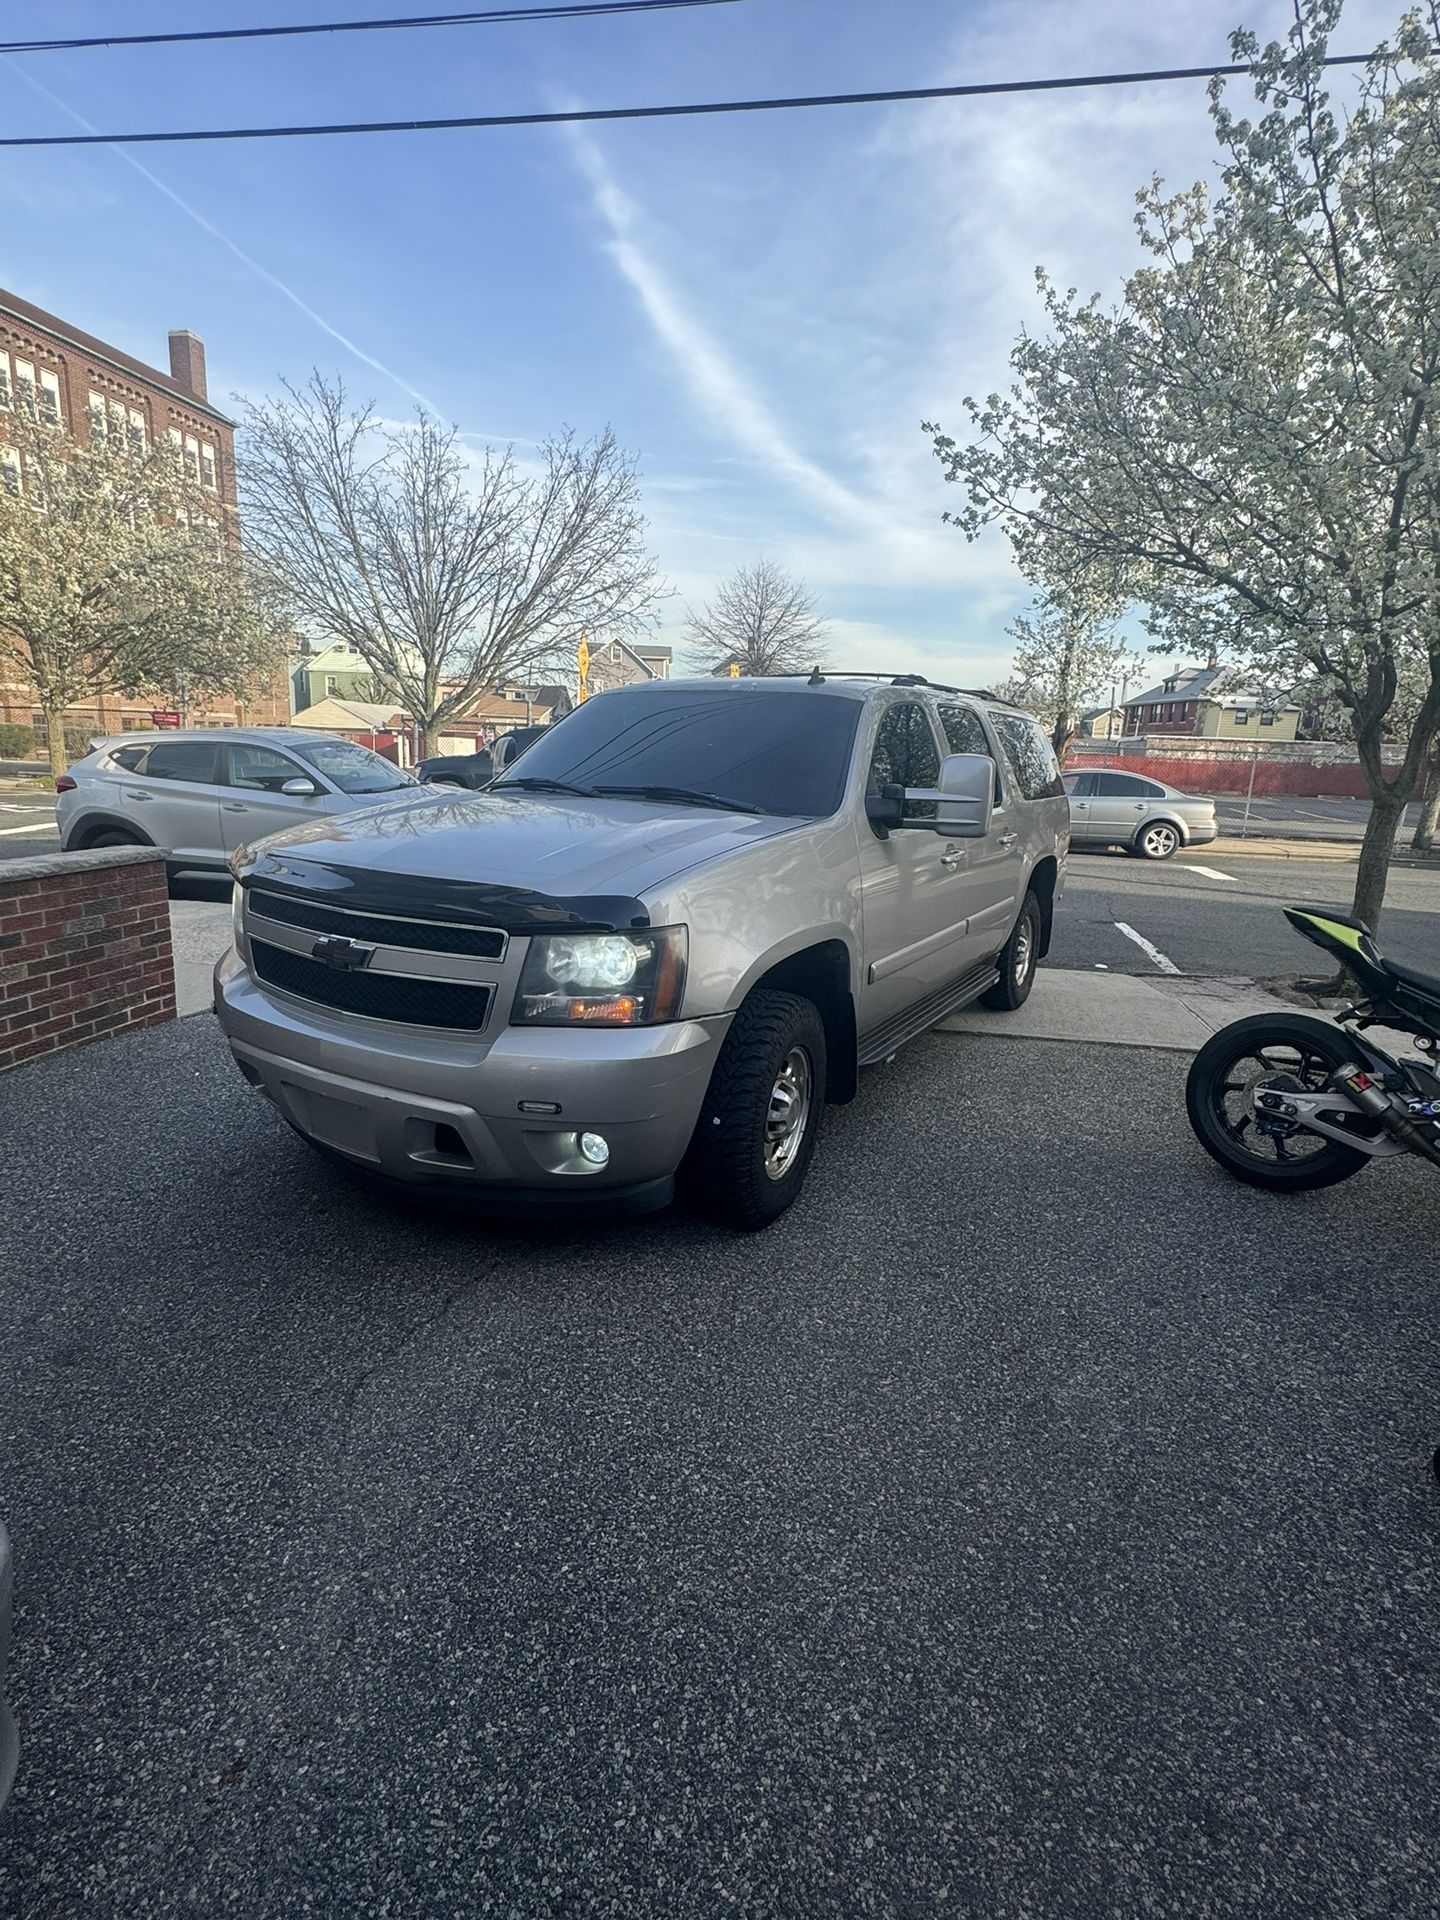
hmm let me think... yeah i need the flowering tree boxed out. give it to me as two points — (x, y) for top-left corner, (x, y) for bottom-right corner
(685, 558), (829, 676)
(239, 376), (663, 755)
(0, 415), (284, 777)
(926, 0), (1440, 930)
(1006, 588), (1137, 757)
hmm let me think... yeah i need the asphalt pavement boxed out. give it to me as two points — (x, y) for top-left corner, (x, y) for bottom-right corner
(1, 1016), (1437, 1919)
(1209, 793), (1420, 840)
(0, 794), (58, 862)
(1056, 849), (1440, 979)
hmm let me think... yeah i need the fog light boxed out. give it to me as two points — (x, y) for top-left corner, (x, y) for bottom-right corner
(579, 1131), (610, 1167)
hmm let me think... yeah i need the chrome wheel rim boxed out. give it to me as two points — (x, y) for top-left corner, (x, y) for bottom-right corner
(1143, 825), (1178, 857)
(764, 1046), (812, 1182)
(1013, 915), (1035, 984)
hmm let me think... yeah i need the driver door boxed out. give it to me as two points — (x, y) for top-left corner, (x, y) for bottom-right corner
(855, 699), (975, 1038)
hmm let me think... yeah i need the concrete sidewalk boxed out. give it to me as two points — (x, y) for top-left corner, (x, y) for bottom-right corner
(168, 898), (230, 1016)
(941, 969), (1293, 1052)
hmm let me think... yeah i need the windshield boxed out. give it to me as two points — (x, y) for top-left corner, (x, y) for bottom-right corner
(496, 688), (861, 817)
(291, 738), (413, 795)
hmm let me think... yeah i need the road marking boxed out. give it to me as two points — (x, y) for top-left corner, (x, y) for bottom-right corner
(1186, 864), (1237, 881)
(1114, 921), (1181, 974)
(0, 821), (58, 837)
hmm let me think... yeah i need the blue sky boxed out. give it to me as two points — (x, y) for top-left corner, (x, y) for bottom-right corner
(0, 0), (1404, 682)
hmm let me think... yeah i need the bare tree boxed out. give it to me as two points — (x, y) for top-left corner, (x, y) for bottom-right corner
(685, 559), (828, 676)
(239, 375), (663, 753)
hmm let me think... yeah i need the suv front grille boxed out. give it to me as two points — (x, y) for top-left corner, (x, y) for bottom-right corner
(247, 886), (506, 960)
(251, 940), (494, 1031)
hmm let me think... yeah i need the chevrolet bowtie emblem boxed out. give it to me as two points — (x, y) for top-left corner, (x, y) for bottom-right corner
(311, 935), (376, 971)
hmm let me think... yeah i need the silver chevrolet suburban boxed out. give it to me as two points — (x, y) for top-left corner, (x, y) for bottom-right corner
(215, 674), (1068, 1228)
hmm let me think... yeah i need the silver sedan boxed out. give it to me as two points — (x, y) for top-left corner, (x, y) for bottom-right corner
(1063, 769), (1218, 860)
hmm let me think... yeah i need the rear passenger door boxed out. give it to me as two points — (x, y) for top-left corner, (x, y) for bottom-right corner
(127, 739), (223, 863)
(1089, 772), (1157, 843)
(1064, 769), (1097, 840)
(220, 740), (334, 852)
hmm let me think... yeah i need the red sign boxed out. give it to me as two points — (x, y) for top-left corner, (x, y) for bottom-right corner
(150, 709), (181, 729)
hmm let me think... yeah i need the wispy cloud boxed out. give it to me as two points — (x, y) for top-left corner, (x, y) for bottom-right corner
(0, 56), (440, 416)
(567, 124), (873, 531)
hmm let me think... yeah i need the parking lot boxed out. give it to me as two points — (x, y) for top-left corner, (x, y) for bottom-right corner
(1, 1014), (1437, 1917)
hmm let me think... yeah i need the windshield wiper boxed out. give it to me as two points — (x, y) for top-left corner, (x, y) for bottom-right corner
(592, 783), (763, 815)
(492, 776), (597, 797)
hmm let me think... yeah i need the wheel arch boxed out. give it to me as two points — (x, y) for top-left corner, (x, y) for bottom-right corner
(1027, 855), (1061, 957)
(64, 810), (157, 851)
(1135, 810), (1189, 847)
(735, 936), (858, 1104)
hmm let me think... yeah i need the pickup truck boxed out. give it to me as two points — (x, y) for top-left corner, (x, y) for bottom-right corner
(215, 674), (1068, 1228)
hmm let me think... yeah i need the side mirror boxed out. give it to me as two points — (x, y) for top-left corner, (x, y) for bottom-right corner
(904, 752), (994, 838)
(280, 776), (320, 798)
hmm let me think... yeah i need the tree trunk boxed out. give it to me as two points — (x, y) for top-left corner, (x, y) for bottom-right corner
(43, 698), (69, 781)
(1411, 759), (1440, 853)
(1352, 789), (1408, 931)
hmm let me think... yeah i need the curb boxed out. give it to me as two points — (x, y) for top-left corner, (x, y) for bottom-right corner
(1203, 839), (1356, 862)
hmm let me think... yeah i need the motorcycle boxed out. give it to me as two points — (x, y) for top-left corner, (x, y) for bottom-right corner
(1186, 904), (1440, 1191)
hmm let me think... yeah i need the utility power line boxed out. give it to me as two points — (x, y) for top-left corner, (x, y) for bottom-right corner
(0, 0), (749, 57)
(0, 52), (1385, 148)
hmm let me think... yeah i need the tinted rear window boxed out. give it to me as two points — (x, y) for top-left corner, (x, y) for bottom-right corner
(110, 745), (148, 772)
(498, 688), (861, 816)
(993, 714), (1064, 800)
(142, 741), (218, 783)
(1096, 773), (1161, 797)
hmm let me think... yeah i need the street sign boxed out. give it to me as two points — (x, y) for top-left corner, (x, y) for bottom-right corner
(728, 662), (741, 678)
(576, 635), (591, 678)
(150, 709), (181, 729)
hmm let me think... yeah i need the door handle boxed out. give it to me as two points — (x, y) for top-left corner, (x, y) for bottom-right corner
(998, 833), (1017, 848)
(223, 802), (249, 812)
(123, 789), (151, 801)
(940, 850), (963, 869)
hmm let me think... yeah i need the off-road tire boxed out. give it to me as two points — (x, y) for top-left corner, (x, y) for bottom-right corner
(980, 889), (1042, 1010)
(684, 989), (826, 1231)
(1186, 1013), (1372, 1191)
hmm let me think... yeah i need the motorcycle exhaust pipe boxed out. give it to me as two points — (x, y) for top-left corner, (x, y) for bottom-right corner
(1337, 1064), (1440, 1169)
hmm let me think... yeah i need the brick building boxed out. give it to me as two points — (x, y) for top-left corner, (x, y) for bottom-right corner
(0, 286), (288, 740)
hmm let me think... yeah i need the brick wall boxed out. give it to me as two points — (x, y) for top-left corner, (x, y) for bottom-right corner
(0, 849), (176, 1071)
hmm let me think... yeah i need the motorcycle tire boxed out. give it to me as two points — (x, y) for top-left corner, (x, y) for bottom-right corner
(1186, 1012), (1373, 1192)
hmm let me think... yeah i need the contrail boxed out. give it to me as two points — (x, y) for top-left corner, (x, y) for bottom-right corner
(0, 55), (441, 415)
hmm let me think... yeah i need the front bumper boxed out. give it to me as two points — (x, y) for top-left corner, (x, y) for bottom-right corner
(214, 947), (728, 1211)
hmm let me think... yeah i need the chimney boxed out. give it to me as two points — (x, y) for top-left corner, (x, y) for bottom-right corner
(168, 329), (207, 401)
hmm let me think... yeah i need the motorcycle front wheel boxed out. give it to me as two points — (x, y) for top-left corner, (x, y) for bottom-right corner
(1186, 1013), (1374, 1192)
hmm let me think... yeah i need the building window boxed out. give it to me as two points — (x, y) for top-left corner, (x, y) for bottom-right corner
(38, 368), (62, 428)
(88, 390), (107, 442)
(200, 441), (217, 490)
(183, 433), (201, 483)
(1233, 709), (1250, 725)
(12, 358), (35, 418)
(0, 448), (20, 497)
(128, 408), (147, 453)
(0, 352), (11, 410)
(1260, 712), (1276, 727)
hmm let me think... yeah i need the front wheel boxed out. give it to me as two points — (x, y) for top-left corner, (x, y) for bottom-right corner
(684, 989), (826, 1230)
(1133, 820), (1180, 860)
(1186, 1013), (1373, 1191)
(980, 889), (1041, 1010)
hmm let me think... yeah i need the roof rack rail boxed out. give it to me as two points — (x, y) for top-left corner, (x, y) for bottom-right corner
(767, 669), (1023, 707)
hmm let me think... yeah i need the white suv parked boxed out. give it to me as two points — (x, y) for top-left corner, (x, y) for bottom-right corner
(56, 729), (416, 877)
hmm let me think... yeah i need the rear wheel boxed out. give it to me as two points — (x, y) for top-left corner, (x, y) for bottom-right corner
(980, 889), (1041, 1010)
(84, 828), (143, 848)
(684, 989), (826, 1230)
(1133, 820), (1180, 860)
(1186, 1013), (1373, 1191)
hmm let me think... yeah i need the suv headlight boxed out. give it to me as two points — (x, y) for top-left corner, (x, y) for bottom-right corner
(513, 928), (687, 1027)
